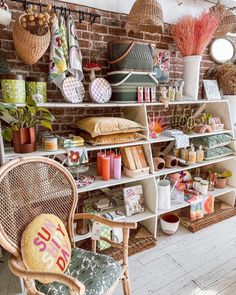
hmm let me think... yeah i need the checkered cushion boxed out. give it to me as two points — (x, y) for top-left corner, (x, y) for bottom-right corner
(35, 248), (123, 295)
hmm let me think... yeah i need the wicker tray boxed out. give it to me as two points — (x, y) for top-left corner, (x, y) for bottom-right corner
(77, 226), (157, 261)
(177, 201), (236, 233)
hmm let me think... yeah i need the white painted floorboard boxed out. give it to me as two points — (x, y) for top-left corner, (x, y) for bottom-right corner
(1, 217), (236, 295)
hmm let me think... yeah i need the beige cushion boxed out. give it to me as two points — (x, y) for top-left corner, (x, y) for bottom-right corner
(76, 117), (145, 138)
(80, 131), (146, 146)
(21, 214), (71, 283)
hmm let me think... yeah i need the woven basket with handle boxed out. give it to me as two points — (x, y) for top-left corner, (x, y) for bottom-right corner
(108, 40), (156, 72)
(13, 15), (51, 65)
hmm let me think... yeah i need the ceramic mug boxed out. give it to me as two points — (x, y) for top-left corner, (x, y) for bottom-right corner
(0, 3), (11, 27)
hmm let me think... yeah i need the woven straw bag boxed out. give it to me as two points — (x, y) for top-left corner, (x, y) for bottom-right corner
(125, 0), (164, 34)
(13, 15), (51, 65)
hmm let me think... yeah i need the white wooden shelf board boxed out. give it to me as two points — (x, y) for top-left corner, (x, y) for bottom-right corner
(4, 147), (67, 160)
(77, 167), (154, 193)
(1, 99), (228, 109)
(4, 140), (149, 159)
(157, 185), (235, 216)
(149, 130), (233, 144)
(73, 209), (155, 242)
(154, 155), (236, 177)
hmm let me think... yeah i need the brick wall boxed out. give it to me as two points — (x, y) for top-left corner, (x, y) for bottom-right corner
(0, 0), (215, 134)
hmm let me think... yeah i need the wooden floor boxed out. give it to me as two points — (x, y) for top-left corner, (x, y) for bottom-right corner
(1, 217), (236, 295)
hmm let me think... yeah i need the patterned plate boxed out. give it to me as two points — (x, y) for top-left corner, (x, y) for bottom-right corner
(89, 78), (112, 103)
(75, 174), (95, 188)
(62, 76), (85, 103)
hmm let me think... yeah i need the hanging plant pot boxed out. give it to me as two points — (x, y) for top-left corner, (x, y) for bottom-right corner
(13, 127), (36, 153)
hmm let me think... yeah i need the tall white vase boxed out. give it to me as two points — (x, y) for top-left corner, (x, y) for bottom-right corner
(183, 55), (202, 101)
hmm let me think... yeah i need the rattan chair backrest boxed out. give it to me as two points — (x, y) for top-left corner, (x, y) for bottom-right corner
(0, 157), (78, 257)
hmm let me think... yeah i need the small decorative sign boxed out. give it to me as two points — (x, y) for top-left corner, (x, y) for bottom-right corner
(203, 80), (221, 100)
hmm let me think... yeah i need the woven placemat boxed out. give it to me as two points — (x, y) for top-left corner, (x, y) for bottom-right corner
(177, 201), (236, 233)
(77, 226), (157, 261)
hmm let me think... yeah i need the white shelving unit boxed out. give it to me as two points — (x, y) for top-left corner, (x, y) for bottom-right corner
(0, 99), (235, 242)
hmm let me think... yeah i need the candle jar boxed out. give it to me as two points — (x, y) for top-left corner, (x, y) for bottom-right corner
(102, 156), (110, 181)
(44, 137), (58, 151)
(193, 177), (202, 192)
(201, 180), (209, 195)
(113, 154), (121, 180)
(97, 152), (105, 176)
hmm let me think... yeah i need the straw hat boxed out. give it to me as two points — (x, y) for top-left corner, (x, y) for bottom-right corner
(125, 0), (164, 34)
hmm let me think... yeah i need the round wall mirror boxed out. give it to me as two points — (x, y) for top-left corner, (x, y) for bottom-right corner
(210, 38), (235, 64)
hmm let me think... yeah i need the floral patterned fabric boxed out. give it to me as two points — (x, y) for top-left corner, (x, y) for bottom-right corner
(49, 16), (67, 88)
(36, 248), (123, 295)
(204, 146), (234, 160)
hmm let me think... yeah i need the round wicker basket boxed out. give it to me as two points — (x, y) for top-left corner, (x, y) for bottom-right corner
(125, 0), (164, 34)
(13, 15), (51, 65)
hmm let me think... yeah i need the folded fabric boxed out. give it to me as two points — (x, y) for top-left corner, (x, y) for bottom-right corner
(79, 131), (146, 146)
(204, 146), (233, 160)
(67, 15), (83, 81)
(76, 117), (146, 138)
(49, 16), (67, 88)
(186, 197), (204, 221)
(162, 129), (189, 148)
(191, 134), (233, 149)
(59, 15), (69, 67)
(67, 147), (88, 166)
(202, 195), (215, 215)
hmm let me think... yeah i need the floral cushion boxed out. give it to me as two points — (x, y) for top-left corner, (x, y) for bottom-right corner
(35, 247), (123, 295)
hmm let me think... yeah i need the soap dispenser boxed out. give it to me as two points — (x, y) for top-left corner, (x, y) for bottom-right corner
(188, 144), (197, 165)
(197, 145), (204, 163)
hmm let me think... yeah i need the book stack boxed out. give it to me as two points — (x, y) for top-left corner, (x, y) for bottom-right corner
(120, 145), (150, 178)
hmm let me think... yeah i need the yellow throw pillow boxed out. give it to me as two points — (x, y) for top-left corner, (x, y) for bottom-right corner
(80, 131), (146, 146)
(76, 117), (146, 138)
(21, 214), (71, 283)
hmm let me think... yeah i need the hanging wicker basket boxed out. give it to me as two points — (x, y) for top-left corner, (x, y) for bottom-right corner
(13, 15), (51, 65)
(210, 4), (236, 38)
(125, 0), (164, 34)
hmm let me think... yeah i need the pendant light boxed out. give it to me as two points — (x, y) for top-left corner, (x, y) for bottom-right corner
(125, 0), (164, 34)
(210, 4), (236, 37)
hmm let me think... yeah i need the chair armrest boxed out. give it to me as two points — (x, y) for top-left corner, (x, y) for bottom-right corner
(74, 213), (137, 229)
(8, 255), (85, 295)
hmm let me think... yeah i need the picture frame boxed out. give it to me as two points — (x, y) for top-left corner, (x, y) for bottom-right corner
(203, 80), (221, 101)
(153, 49), (170, 83)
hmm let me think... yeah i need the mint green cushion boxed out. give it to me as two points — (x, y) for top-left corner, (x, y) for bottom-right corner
(36, 248), (123, 295)
(204, 147), (233, 160)
(191, 134), (233, 149)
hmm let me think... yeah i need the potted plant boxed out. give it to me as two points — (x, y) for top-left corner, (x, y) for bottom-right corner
(0, 103), (55, 153)
(215, 170), (232, 189)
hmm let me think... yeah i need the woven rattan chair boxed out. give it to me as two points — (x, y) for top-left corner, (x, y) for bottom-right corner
(0, 156), (137, 295)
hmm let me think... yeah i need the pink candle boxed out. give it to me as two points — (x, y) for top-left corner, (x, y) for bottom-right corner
(102, 156), (110, 181)
(97, 152), (105, 176)
(113, 154), (121, 180)
(107, 151), (115, 177)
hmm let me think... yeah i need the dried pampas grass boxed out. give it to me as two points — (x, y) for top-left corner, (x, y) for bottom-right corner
(172, 12), (219, 56)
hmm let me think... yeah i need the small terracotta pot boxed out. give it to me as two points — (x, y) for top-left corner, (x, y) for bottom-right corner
(165, 155), (178, 168)
(13, 127), (36, 153)
(153, 157), (165, 170)
(215, 177), (227, 189)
